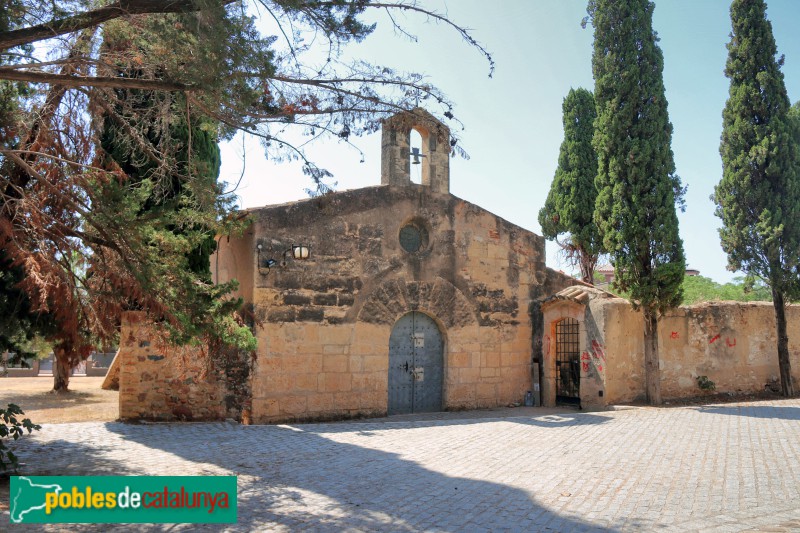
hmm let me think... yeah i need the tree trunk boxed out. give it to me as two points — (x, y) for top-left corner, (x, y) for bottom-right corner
(772, 289), (794, 397)
(643, 309), (662, 405)
(53, 350), (71, 392)
(579, 253), (597, 285)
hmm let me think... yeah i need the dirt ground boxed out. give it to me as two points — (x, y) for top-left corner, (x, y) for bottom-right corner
(0, 376), (118, 424)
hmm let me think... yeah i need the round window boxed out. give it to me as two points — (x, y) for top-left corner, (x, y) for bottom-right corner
(399, 220), (429, 253)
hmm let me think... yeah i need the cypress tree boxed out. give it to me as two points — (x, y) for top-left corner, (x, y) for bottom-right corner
(715, 0), (800, 396)
(99, 100), (221, 280)
(538, 87), (602, 283)
(588, 0), (686, 405)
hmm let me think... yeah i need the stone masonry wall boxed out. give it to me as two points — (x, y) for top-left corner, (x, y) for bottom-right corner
(215, 185), (574, 423)
(594, 300), (800, 404)
(118, 312), (228, 421)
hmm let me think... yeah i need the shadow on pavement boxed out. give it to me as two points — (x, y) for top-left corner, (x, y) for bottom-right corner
(312, 410), (614, 434)
(694, 404), (800, 420)
(9, 412), (618, 532)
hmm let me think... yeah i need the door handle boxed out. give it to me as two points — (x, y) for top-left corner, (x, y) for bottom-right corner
(404, 362), (409, 372)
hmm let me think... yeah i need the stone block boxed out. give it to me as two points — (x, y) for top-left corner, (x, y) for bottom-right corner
(267, 307), (296, 323)
(501, 352), (524, 367)
(319, 326), (355, 345)
(264, 373), (292, 393)
(359, 390), (386, 410)
(501, 333), (526, 349)
(283, 293), (311, 306)
(323, 354), (349, 372)
(349, 355), (364, 372)
(459, 367), (480, 383)
(280, 395), (308, 416)
(313, 293), (338, 306)
(323, 344), (349, 356)
(282, 354), (321, 373)
(334, 392), (361, 411)
(324, 308), (348, 325)
(362, 355), (387, 372)
(296, 342), (324, 355)
(353, 372), (386, 392)
(500, 365), (525, 379)
(498, 383), (522, 402)
(293, 373), (319, 392)
(448, 384), (475, 404)
(470, 352), (482, 367)
(450, 352), (469, 368)
(481, 352), (500, 368)
(258, 356), (281, 373)
(480, 343), (500, 354)
(298, 307), (325, 322)
(319, 372), (352, 392)
(337, 293), (355, 306)
(480, 367), (499, 378)
(477, 382), (497, 400)
(306, 393), (335, 413)
(352, 344), (378, 356)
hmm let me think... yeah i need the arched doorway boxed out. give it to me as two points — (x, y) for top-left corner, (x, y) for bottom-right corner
(388, 311), (444, 414)
(555, 317), (581, 405)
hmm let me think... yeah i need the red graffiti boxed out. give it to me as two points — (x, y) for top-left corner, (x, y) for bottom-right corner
(590, 340), (606, 362)
(581, 351), (591, 361)
(670, 331), (679, 339)
(581, 362), (590, 373)
(709, 334), (721, 344)
(726, 338), (736, 347)
(597, 365), (603, 372)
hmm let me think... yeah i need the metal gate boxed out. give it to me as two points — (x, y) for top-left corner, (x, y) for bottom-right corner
(555, 317), (581, 404)
(388, 312), (444, 414)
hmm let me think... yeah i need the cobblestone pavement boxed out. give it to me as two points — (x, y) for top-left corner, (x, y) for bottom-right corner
(6, 399), (800, 532)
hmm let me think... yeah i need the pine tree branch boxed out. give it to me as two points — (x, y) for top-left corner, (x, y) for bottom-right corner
(0, 67), (193, 91)
(0, 0), (238, 52)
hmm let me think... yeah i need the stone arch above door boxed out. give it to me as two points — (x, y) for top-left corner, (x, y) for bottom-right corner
(356, 278), (477, 328)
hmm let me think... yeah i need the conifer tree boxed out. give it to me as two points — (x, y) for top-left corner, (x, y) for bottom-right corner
(539, 87), (601, 283)
(587, 0), (686, 405)
(0, 2), (491, 372)
(715, 0), (800, 397)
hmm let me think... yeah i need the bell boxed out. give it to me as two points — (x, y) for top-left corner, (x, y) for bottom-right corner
(410, 147), (423, 165)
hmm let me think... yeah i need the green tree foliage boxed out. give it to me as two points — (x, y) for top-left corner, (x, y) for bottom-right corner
(682, 275), (772, 305)
(0, 5), (56, 364)
(98, 85), (250, 342)
(0, 2), (489, 377)
(538, 88), (602, 283)
(0, 258), (56, 362)
(587, 0), (686, 405)
(99, 94), (221, 281)
(0, 403), (40, 473)
(714, 0), (800, 396)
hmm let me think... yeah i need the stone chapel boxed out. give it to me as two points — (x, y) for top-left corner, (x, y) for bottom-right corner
(208, 108), (578, 423)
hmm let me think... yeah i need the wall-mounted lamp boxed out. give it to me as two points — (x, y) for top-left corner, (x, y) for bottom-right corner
(289, 244), (310, 261)
(257, 243), (311, 275)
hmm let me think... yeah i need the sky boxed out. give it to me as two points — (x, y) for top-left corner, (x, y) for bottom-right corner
(219, 0), (800, 284)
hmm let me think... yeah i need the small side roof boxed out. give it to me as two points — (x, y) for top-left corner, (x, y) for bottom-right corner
(541, 284), (617, 307)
